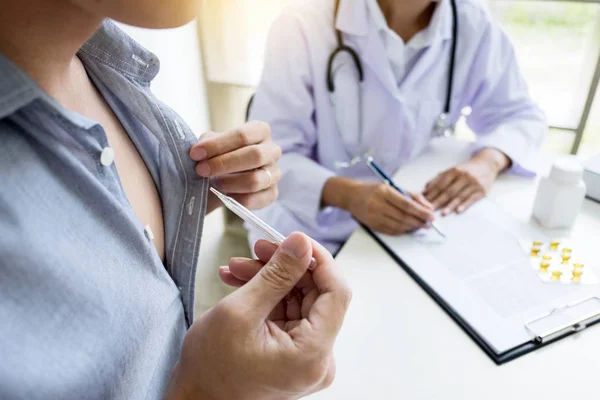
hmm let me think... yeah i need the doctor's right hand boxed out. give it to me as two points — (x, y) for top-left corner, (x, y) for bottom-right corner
(164, 233), (351, 400)
(322, 178), (435, 235)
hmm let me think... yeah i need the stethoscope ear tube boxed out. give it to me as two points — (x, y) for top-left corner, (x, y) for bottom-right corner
(445, 0), (458, 115)
(327, 45), (364, 92)
(329, 0), (460, 148)
(328, 0), (364, 93)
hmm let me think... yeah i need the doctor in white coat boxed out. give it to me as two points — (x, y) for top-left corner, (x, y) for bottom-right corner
(245, 0), (546, 253)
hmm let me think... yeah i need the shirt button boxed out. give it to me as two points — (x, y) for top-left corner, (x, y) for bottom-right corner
(144, 225), (155, 241)
(100, 147), (115, 166)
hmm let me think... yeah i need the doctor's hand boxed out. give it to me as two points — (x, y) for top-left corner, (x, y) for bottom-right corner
(322, 178), (435, 236)
(190, 121), (282, 213)
(423, 148), (511, 216)
(165, 233), (351, 400)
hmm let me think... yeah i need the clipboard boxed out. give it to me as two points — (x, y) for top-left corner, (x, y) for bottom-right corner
(364, 226), (600, 365)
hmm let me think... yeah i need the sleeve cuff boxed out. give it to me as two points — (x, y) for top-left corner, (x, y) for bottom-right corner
(472, 124), (542, 177)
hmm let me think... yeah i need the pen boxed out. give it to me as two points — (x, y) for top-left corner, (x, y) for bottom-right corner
(366, 157), (446, 238)
(210, 187), (318, 269)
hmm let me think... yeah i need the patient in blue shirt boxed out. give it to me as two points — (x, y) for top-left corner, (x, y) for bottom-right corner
(0, 1), (351, 399)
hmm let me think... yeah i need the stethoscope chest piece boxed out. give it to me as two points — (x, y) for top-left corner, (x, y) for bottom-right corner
(432, 106), (472, 138)
(433, 113), (453, 138)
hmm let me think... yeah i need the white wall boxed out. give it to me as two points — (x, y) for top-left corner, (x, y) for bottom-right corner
(198, 0), (289, 87)
(117, 21), (210, 137)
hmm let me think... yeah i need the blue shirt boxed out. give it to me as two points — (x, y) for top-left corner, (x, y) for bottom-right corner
(0, 21), (209, 399)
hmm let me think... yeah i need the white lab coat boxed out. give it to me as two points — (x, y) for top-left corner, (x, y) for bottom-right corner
(248, 0), (547, 253)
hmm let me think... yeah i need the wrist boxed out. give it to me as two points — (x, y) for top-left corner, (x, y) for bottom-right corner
(322, 177), (362, 211)
(472, 148), (511, 175)
(164, 363), (220, 400)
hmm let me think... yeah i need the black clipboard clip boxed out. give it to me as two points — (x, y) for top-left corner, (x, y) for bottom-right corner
(525, 296), (600, 344)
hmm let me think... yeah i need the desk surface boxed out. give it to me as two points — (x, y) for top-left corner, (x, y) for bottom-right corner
(309, 139), (600, 399)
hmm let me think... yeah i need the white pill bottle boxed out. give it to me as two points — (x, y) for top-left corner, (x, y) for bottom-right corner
(532, 158), (587, 229)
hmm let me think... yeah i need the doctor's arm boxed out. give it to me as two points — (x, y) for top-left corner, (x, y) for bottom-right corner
(423, 148), (510, 214)
(424, 19), (546, 215)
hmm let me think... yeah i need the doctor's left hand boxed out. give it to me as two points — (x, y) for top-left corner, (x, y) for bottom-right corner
(190, 121), (282, 213)
(423, 148), (511, 216)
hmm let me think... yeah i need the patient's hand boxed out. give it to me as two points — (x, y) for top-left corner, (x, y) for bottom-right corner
(190, 121), (281, 212)
(165, 233), (351, 400)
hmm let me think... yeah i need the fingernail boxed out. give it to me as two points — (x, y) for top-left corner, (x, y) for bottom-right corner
(457, 206), (465, 213)
(190, 147), (207, 161)
(280, 234), (309, 260)
(442, 208), (449, 216)
(219, 265), (230, 272)
(196, 162), (211, 176)
(427, 214), (435, 222)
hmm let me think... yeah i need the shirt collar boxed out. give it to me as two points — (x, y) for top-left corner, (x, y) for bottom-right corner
(0, 53), (42, 120)
(426, 0), (453, 44)
(79, 20), (160, 83)
(366, 0), (390, 35)
(335, 0), (370, 37)
(0, 19), (160, 120)
(351, 0), (453, 46)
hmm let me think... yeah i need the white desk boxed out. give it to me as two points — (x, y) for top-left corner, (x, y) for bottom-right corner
(310, 139), (600, 400)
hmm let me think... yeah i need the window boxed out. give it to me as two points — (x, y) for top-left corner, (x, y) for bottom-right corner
(485, 0), (600, 156)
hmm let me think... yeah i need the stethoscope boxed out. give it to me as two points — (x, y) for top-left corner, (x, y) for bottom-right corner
(328, 0), (459, 168)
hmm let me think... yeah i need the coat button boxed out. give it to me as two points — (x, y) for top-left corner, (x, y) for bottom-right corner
(100, 147), (115, 166)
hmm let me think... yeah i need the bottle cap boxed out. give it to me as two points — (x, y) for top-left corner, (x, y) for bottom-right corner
(549, 158), (584, 185)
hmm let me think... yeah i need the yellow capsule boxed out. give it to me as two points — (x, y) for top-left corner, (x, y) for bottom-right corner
(562, 248), (572, 254)
(573, 263), (584, 269)
(550, 241), (560, 251)
(561, 254), (571, 264)
(542, 255), (552, 261)
(539, 262), (550, 272)
(572, 270), (583, 283)
(530, 247), (541, 257)
(551, 271), (562, 281)
(533, 240), (543, 247)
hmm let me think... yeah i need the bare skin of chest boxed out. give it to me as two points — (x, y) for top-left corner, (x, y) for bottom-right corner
(64, 57), (166, 261)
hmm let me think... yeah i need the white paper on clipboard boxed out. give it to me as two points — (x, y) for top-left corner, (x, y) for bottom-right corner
(375, 198), (600, 354)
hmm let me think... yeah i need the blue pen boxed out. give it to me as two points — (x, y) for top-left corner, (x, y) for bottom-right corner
(366, 156), (446, 238)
